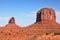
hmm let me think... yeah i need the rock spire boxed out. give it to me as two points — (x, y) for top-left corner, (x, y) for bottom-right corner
(8, 17), (15, 24)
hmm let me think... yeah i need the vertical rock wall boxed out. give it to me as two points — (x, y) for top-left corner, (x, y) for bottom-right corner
(36, 8), (56, 23)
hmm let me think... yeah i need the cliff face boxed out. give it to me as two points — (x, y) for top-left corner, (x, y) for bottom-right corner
(36, 8), (56, 22)
(0, 8), (60, 40)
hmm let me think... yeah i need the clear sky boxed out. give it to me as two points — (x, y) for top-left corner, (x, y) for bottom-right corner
(0, 0), (60, 27)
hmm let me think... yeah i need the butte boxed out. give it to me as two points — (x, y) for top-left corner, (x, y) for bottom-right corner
(23, 8), (60, 38)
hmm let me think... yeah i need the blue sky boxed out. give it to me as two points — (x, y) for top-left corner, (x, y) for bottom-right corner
(0, 0), (60, 27)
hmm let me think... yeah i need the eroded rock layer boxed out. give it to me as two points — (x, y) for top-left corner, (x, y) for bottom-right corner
(0, 8), (60, 40)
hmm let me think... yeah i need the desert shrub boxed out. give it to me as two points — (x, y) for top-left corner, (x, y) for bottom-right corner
(54, 32), (60, 35)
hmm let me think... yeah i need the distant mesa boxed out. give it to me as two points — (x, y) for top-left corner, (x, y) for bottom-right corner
(36, 8), (56, 23)
(5, 17), (21, 29)
(8, 17), (15, 24)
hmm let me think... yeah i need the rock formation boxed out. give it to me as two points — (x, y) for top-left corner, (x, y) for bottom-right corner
(8, 17), (15, 24)
(36, 8), (56, 23)
(25, 8), (60, 34)
(0, 8), (60, 40)
(24, 8), (60, 40)
(4, 17), (21, 29)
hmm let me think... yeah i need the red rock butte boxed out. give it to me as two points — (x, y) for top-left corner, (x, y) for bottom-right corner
(0, 8), (60, 40)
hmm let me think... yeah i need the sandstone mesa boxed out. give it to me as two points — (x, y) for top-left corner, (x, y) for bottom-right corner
(0, 8), (60, 40)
